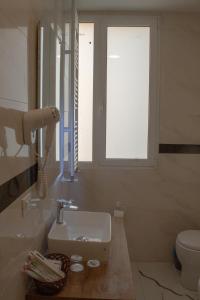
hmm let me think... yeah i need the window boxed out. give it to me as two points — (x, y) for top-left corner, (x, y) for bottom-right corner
(78, 23), (94, 162)
(39, 14), (158, 179)
(77, 16), (158, 167)
(106, 27), (150, 160)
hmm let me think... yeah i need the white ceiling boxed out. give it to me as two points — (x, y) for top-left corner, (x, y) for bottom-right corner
(1, 0), (200, 14)
(77, 0), (200, 12)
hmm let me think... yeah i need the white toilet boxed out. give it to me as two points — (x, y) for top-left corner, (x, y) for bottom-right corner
(176, 230), (200, 291)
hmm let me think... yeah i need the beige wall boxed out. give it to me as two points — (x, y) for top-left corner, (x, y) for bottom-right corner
(54, 13), (200, 262)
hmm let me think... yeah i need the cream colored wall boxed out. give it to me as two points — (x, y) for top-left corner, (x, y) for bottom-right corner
(54, 13), (200, 262)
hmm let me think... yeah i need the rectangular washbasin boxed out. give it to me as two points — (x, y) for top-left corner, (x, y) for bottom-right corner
(48, 211), (111, 261)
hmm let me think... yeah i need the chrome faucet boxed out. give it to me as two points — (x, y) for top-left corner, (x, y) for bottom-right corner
(56, 199), (78, 224)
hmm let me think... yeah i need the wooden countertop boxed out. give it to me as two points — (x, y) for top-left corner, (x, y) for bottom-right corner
(26, 217), (135, 300)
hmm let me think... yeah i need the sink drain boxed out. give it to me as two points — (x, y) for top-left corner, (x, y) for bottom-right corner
(75, 236), (89, 242)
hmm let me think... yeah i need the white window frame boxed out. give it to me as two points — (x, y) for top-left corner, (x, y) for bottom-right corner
(79, 14), (160, 169)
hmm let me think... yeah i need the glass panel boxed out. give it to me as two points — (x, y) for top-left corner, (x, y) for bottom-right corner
(64, 54), (70, 123)
(56, 36), (61, 161)
(106, 27), (150, 159)
(64, 133), (69, 161)
(78, 23), (94, 162)
(39, 26), (44, 157)
(65, 23), (70, 51)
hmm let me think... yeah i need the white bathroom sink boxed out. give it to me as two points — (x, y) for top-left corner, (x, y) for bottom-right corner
(48, 211), (112, 261)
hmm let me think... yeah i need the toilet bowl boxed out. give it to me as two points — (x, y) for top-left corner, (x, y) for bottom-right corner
(176, 230), (200, 291)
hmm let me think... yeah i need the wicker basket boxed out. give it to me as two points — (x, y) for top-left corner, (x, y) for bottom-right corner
(34, 253), (70, 295)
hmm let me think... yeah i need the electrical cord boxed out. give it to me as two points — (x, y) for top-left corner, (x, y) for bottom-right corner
(35, 150), (49, 199)
(138, 270), (195, 300)
(14, 145), (23, 157)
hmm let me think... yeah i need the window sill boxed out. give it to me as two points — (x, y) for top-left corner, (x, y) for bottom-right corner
(78, 159), (158, 170)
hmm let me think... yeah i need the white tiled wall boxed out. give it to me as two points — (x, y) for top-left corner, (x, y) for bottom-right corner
(160, 14), (200, 144)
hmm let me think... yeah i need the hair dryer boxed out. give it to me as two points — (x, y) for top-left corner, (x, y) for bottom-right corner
(23, 107), (60, 153)
(23, 107), (60, 199)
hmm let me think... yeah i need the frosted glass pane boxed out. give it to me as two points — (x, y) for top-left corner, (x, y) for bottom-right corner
(106, 27), (150, 159)
(78, 23), (94, 161)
